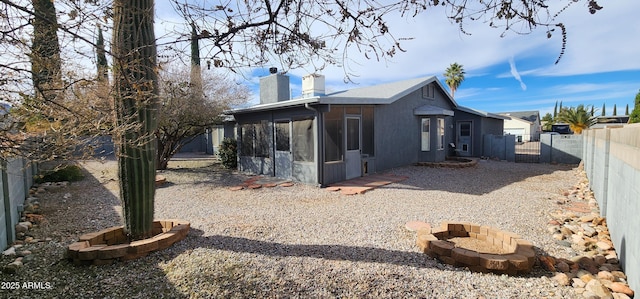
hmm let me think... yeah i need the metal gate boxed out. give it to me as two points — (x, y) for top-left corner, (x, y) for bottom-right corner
(514, 134), (540, 163)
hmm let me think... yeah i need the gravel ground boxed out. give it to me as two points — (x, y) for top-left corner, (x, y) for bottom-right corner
(0, 158), (584, 298)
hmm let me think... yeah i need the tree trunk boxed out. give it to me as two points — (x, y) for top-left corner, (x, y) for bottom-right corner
(112, 0), (158, 241)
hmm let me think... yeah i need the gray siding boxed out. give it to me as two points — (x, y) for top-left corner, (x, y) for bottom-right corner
(375, 87), (454, 171)
(453, 110), (505, 158)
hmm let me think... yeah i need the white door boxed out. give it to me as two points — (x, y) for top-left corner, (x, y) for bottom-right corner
(274, 120), (292, 178)
(345, 116), (361, 179)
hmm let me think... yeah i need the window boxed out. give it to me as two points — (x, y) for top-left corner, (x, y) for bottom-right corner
(346, 118), (360, 151)
(293, 119), (314, 162)
(460, 123), (471, 137)
(437, 118), (445, 150)
(422, 84), (435, 99)
(421, 118), (430, 151)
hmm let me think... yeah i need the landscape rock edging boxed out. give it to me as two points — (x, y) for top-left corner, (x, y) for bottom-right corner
(67, 219), (190, 265)
(414, 221), (535, 275)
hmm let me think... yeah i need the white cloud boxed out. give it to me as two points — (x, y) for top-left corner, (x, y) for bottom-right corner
(508, 57), (527, 91)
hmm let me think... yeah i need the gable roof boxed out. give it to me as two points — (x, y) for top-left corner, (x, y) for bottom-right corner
(498, 111), (540, 123)
(320, 76), (457, 106)
(229, 75), (457, 114)
(456, 106), (509, 120)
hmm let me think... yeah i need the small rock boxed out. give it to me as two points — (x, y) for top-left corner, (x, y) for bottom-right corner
(597, 271), (615, 281)
(594, 255), (607, 266)
(608, 282), (634, 297)
(2, 247), (16, 256)
(24, 237), (34, 243)
(560, 227), (573, 236)
(612, 293), (631, 299)
(553, 233), (565, 240)
(611, 271), (627, 280)
(571, 234), (584, 244)
(573, 278), (586, 288)
(585, 279), (613, 299)
(556, 261), (571, 273)
(404, 221), (431, 232)
(597, 241), (612, 251)
(581, 224), (597, 237)
(2, 263), (21, 274)
(16, 250), (32, 257)
(581, 290), (598, 299)
(593, 217), (606, 225)
(556, 240), (572, 247)
(553, 273), (571, 286)
(14, 223), (29, 234)
(63, 193), (72, 199)
(549, 219), (561, 225)
(579, 270), (595, 283)
(18, 221), (33, 229)
(580, 215), (596, 223)
(565, 224), (580, 234)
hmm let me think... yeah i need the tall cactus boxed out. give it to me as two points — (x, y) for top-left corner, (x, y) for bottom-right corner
(112, 0), (158, 240)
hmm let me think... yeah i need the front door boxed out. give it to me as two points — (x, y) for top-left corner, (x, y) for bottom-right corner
(274, 120), (292, 178)
(457, 121), (472, 157)
(345, 116), (361, 179)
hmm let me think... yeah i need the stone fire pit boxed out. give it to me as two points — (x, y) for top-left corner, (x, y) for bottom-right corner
(414, 221), (535, 275)
(67, 219), (190, 265)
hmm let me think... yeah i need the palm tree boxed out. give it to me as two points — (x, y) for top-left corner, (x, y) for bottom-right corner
(444, 63), (465, 98)
(556, 105), (597, 134)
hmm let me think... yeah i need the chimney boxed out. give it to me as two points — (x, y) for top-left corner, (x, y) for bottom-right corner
(259, 67), (290, 104)
(302, 73), (325, 98)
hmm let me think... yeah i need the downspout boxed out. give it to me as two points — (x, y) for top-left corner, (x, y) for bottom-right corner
(305, 103), (323, 186)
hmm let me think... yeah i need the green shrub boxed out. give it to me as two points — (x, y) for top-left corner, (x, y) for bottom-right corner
(218, 137), (238, 169)
(36, 164), (84, 183)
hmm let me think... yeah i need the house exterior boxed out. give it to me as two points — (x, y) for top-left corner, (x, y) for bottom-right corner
(499, 111), (541, 142)
(452, 107), (508, 157)
(228, 72), (503, 185)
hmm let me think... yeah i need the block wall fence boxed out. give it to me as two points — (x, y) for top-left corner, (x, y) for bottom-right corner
(583, 123), (640, 293)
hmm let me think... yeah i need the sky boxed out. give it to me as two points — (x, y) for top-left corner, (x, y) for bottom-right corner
(155, 1), (640, 117)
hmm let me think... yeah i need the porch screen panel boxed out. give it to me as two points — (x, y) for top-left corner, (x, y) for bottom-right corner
(255, 120), (270, 157)
(241, 124), (255, 156)
(362, 106), (374, 156)
(275, 121), (290, 151)
(293, 119), (314, 162)
(324, 106), (343, 162)
(421, 118), (430, 151)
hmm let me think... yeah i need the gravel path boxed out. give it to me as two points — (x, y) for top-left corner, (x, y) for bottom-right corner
(1, 158), (583, 298)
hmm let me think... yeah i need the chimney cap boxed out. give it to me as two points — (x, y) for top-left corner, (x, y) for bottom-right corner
(269, 67), (278, 74)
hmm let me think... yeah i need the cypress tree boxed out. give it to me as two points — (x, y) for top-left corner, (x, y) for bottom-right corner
(553, 101), (558, 118)
(96, 25), (108, 81)
(613, 104), (617, 116)
(625, 104), (629, 115)
(601, 103), (606, 116)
